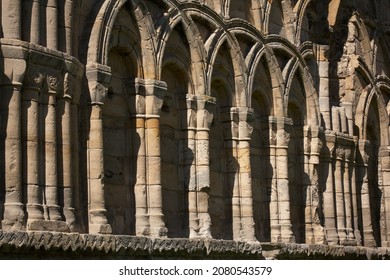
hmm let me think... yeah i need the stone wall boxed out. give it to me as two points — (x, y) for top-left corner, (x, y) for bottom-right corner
(1, 0), (390, 257)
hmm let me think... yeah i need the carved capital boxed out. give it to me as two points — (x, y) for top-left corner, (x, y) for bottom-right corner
(0, 40), (28, 85)
(196, 95), (216, 130)
(46, 74), (61, 94)
(86, 64), (112, 105)
(24, 66), (45, 90)
(237, 107), (254, 140)
(269, 117), (292, 147)
(63, 72), (76, 100)
(144, 79), (167, 115)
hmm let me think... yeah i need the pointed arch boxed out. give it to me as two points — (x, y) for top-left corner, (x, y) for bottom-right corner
(86, 0), (157, 79)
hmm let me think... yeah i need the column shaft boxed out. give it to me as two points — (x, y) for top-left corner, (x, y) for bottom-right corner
(134, 116), (149, 235)
(145, 117), (166, 237)
(60, 98), (76, 228)
(344, 161), (356, 243)
(322, 155), (338, 244)
(46, 0), (58, 49)
(1, 0), (22, 39)
(335, 157), (347, 244)
(88, 104), (112, 234)
(23, 87), (44, 226)
(1, 84), (25, 230)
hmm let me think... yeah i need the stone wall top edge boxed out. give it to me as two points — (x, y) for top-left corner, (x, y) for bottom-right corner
(0, 39), (84, 75)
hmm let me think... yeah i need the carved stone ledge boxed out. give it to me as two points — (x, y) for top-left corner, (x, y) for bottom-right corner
(1, 231), (389, 259)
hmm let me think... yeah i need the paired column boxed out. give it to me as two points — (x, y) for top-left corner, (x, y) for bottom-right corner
(334, 145), (347, 244)
(131, 78), (167, 237)
(23, 70), (44, 229)
(269, 117), (295, 243)
(86, 64), (112, 234)
(380, 147), (390, 247)
(43, 74), (62, 222)
(358, 140), (376, 246)
(344, 145), (356, 244)
(304, 126), (326, 244)
(188, 96), (214, 238)
(58, 72), (77, 229)
(236, 108), (256, 241)
(222, 108), (256, 241)
(349, 140), (362, 245)
(322, 132), (339, 244)
(144, 80), (168, 237)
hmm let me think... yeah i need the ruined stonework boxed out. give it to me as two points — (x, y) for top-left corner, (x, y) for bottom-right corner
(1, 0), (390, 259)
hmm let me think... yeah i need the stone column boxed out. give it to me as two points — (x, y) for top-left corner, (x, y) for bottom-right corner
(130, 79), (149, 236)
(43, 74), (62, 222)
(268, 117), (281, 242)
(358, 140), (376, 247)
(303, 126), (314, 243)
(350, 139), (362, 245)
(322, 132), (339, 245)
(1, 0), (22, 39)
(272, 117), (295, 243)
(305, 126), (326, 244)
(23, 69), (44, 229)
(46, 0), (58, 50)
(64, 0), (74, 55)
(317, 44), (331, 129)
(22, 0), (41, 44)
(334, 144), (347, 244)
(344, 144), (356, 244)
(221, 107), (254, 241)
(144, 79), (168, 237)
(86, 64), (112, 234)
(188, 96), (214, 238)
(69, 61), (83, 231)
(380, 147), (390, 247)
(59, 73), (76, 229)
(236, 107), (256, 242)
(0, 47), (27, 230)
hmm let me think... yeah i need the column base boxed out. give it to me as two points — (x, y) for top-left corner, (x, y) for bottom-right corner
(345, 228), (357, 245)
(26, 204), (44, 221)
(270, 224), (282, 243)
(363, 230), (377, 247)
(63, 208), (77, 231)
(281, 224), (295, 243)
(338, 228), (347, 245)
(325, 228), (339, 245)
(28, 219), (70, 232)
(149, 214), (167, 237)
(2, 203), (25, 230)
(354, 229), (362, 246)
(136, 214), (151, 236)
(47, 205), (63, 221)
(381, 241), (390, 247)
(307, 224), (326, 244)
(305, 225), (316, 244)
(189, 213), (212, 239)
(89, 223), (112, 234)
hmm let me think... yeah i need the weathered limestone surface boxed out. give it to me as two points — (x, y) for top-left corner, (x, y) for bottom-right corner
(1, 0), (390, 258)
